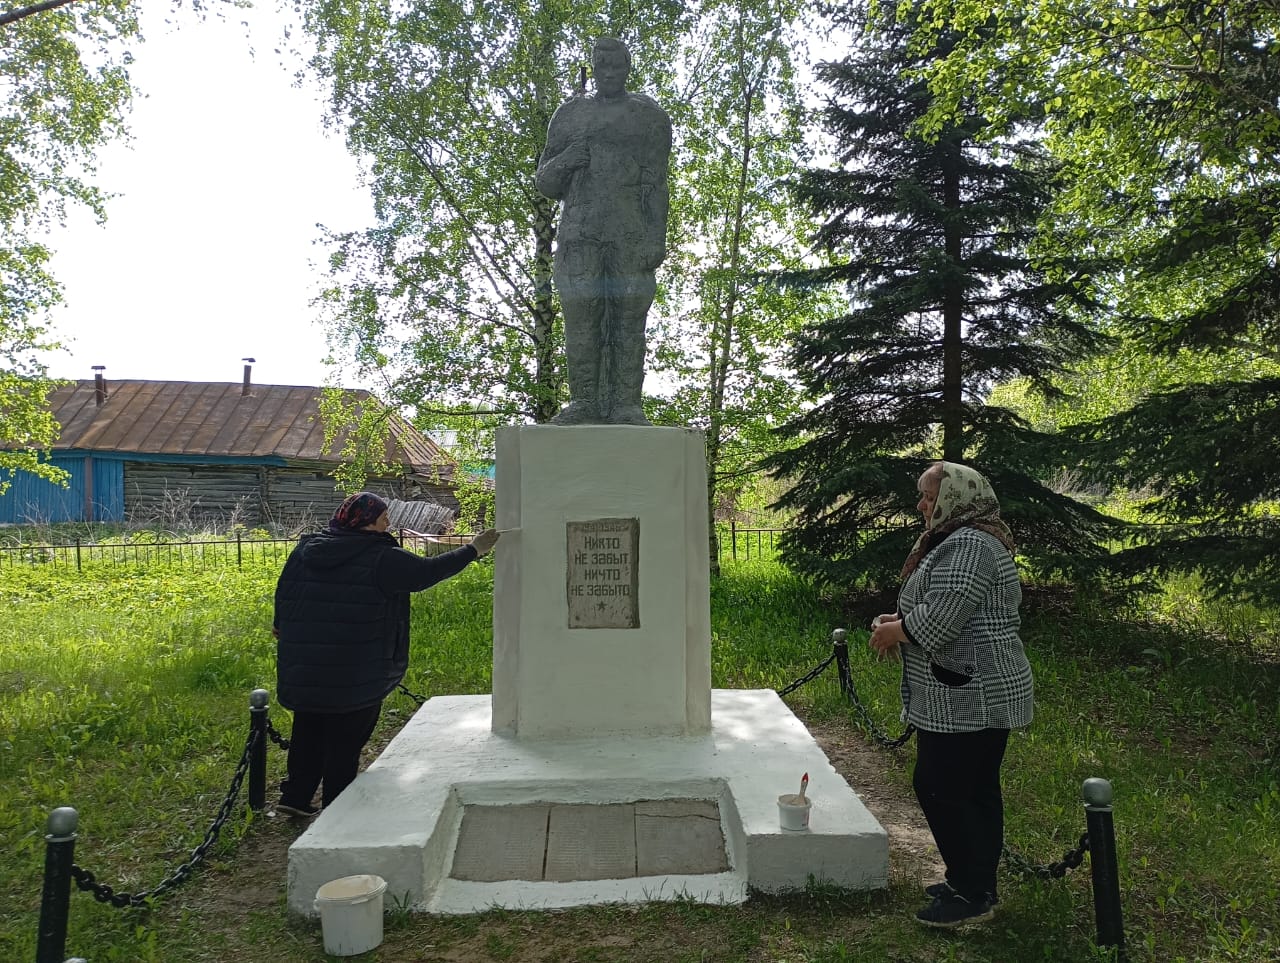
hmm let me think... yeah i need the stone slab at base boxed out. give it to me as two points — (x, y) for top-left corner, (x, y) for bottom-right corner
(287, 690), (888, 915)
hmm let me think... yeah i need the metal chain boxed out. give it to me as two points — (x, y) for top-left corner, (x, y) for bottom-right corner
(774, 642), (916, 748)
(69, 728), (260, 908)
(776, 653), (835, 696)
(839, 674), (917, 750)
(1003, 832), (1091, 879)
(832, 637), (916, 749)
(397, 681), (427, 706)
(780, 633), (1092, 885)
(265, 718), (290, 750)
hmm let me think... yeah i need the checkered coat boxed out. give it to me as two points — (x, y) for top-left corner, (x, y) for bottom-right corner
(898, 527), (1034, 733)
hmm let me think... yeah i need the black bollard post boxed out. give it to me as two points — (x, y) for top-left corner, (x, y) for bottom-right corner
(36, 807), (77, 963)
(831, 628), (851, 697)
(1083, 777), (1126, 959)
(249, 689), (270, 812)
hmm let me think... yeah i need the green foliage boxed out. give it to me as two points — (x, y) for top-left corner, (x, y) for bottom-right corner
(316, 385), (396, 493)
(0, 1), (135, 328)
(0, 369), (67, 494)
(766, 1), (1112, 590)
(450, 471), (495, 534)
(1068, 378), (1280, 603)
(644, 0), (819, 567)
(410, 408), (497, 531)
(916, 0), (1280, 596)
(0, 1), (140, 488)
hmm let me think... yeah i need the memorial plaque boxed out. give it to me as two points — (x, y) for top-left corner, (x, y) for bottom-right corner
(566, 518), (640, 629)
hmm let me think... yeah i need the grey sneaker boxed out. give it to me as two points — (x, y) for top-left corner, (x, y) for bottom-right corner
(915, 892), (995, 929)
(275, 801), (321, 819)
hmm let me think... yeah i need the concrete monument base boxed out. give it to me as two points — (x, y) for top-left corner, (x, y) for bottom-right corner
(286, 689), (889, 915)
(493, 425), (712, 739)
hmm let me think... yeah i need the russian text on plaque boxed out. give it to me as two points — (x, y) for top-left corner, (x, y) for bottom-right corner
(566, 518), (640, 629)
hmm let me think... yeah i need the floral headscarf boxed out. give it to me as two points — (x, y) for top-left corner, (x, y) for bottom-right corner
(329, 491), (389, 533)
(900, 462), (1016, 579)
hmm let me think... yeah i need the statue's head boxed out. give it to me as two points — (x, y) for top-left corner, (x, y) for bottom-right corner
(592, 37), (630, 98)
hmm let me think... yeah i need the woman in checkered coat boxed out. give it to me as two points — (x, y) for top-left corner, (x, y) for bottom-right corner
(869, 461), (1034, 929)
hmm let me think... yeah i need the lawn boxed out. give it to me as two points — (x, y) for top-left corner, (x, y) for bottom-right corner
(0, 553), (1276, 961)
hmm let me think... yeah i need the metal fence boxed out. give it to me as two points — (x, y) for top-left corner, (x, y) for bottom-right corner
(0, 532), (480, 572)
(716, 523), (783, 561)
(0, 529), (790, 573)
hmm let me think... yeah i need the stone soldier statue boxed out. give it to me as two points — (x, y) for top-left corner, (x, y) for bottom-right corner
(536, 37), (671, 425)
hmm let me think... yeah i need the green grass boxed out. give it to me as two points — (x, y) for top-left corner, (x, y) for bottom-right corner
(0, 554), (1277, 961)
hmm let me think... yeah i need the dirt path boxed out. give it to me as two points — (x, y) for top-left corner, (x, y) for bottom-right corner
(804, 714), (944, 888)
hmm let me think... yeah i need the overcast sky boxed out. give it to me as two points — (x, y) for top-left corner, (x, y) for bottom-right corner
(40, 3), (373, 390)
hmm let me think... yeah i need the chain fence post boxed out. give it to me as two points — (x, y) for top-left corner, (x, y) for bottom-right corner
(831, 628), (851, 697)
(249, 689), (269, 812)
(74, 538), (81, 573)
(1083, 777), (1125, 958)
(37, 807), (77, 963)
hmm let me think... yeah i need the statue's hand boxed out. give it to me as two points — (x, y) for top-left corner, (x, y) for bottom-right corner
(559, 140), (590, 171)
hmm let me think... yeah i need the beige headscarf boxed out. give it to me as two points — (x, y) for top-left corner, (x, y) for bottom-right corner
(900, 461), (1016, 579)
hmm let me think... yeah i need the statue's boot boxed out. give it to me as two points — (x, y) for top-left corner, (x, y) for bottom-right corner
(550, 400), (600, 425)
(608, 331), (650, 426)
(551, 337), (601, 425)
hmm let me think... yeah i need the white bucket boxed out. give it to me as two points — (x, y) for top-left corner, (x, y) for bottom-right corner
(777, 793), (812, 831)
(314, 874), (388, 957)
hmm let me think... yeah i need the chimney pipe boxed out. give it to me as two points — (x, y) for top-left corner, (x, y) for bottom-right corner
(92, 365), (107, 407)
(241, 357), (255, 397)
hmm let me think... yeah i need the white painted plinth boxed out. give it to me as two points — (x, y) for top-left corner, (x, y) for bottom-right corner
(492, 425), (711, 738)
(287, 690), (889, 916)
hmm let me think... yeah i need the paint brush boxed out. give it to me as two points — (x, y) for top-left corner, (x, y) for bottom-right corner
(798, 772), (809, 802)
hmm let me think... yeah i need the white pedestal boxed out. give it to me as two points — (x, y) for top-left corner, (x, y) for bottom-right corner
(286, 691), (890, 915)
(491, 425), (711, 738)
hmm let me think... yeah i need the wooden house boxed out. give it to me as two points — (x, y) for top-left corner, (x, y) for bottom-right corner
(0, 368), (459, 530)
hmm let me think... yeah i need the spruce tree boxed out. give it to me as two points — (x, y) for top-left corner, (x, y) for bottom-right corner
(1067, 193), (1280, 604)
(764, 1), (1112, 589)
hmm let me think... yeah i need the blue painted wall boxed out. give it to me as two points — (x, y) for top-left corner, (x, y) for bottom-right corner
(0, 456), (124, 524)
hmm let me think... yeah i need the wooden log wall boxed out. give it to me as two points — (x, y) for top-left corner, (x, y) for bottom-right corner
(124, 463), (263, 529)
(122, 461), (459, 533)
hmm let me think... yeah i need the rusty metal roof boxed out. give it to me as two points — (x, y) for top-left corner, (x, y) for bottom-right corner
(47, 380), (452, 472)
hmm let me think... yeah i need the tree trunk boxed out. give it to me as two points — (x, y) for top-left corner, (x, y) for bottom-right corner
(941, 136), (965, 461)
(531, 190), (559, 424)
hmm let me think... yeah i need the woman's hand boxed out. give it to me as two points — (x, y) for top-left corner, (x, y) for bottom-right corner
(869, 616), (907, 660)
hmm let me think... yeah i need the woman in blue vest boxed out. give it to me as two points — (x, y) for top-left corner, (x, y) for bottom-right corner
(273, 491), (499, 816)
(869, 462), (1034, 928)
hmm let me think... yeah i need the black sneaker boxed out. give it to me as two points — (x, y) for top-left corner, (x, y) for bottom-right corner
(275, 801), (321, 819)
(915, 892), (995, 929)
(924, 882), (999, 906)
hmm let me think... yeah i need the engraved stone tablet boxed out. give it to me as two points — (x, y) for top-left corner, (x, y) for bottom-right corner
(544, 803), (637, 881)
(566, 518), (639, 629)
